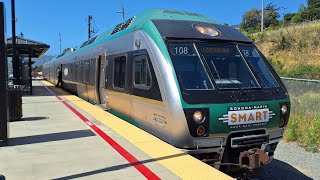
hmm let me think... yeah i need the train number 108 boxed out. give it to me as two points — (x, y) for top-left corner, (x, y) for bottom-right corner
(174, 47), (189, 55)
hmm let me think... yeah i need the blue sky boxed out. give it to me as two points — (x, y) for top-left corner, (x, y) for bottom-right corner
(2, 0), (306, 56)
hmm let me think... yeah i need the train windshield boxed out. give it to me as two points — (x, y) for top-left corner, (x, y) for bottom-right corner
(238, 45), (279, 88)
(168, 42), (279, 90)
(168, 43), (214, 90)
(197, 43), (260, 90)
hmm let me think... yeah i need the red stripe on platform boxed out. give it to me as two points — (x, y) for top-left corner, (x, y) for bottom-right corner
(42, 83), (160, 180)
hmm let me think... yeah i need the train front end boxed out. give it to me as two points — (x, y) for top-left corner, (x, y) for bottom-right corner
(152, 19), (290, 172)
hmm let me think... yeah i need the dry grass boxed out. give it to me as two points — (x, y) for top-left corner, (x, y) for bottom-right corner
(282, 80), (320, 152)
(248, 22), (320, 79)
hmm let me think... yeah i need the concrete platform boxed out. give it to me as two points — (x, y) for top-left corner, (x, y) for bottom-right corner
(0, 80), (231, 180)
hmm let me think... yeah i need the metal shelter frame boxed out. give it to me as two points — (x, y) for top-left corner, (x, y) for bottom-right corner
(7, 36), (50, 95)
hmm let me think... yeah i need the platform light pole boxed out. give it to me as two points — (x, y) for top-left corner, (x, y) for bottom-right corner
(11, 0), (19, 84)
(261, 0), (264, 32)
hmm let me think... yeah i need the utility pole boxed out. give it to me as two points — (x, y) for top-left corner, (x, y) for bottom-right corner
(261, 0), (264, 32)
(281, 7), (287, 27)
(117, 5), (128, 22)
(88, 15), (98, 39)
(59, 32), (62, 54)
(88, 15), (92, 39)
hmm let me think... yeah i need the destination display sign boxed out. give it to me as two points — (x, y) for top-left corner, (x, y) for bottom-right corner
(198, 44), (237, 56)
(202, 47), (231, 54)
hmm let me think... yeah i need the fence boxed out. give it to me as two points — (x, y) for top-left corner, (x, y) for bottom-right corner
(281, 77), (320, 114)
(280, 77), (320, 151)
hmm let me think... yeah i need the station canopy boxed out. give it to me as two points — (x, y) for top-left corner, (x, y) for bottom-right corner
(7, 36), (50, 58)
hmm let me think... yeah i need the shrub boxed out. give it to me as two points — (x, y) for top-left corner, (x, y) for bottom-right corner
(287, 65), (320, 79)
(284, 92), (320, 152)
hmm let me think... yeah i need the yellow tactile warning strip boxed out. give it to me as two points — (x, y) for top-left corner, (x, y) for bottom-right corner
(42, 80), (232, 180)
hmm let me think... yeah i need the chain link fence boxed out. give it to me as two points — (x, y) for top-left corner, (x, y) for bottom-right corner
(281, 77), (320, 152)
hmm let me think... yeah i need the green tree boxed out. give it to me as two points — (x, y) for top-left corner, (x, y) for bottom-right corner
(240, 3), (280, 32)
(308, 0), (320, 8)
(307, 0), (320, 20)
(240, 9), (261, 32)
(291, 4), (309, 23)
(291, 14), (304, 23)
(33, 66), (42, 72)
(284, 13), (296, 22)
(264, 3), (280, 27)
(308, 8), (320, 20)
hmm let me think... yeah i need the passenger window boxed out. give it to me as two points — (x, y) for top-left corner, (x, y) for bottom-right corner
(113, 56), (126, 89)
(79, 62), (84, 82)
(74, 62), (79, 82)
(133, 55), (151, 89)
(69, 63), (73, 81)
(84, 61), (90, 83)
(74, 62), (80, 82)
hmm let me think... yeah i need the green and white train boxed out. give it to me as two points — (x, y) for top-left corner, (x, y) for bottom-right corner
(43, 9), (291, 172)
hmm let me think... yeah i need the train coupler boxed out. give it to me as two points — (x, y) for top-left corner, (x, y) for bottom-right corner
(239, 148), (270, 170)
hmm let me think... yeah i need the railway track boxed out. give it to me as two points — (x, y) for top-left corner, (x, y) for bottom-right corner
(252, 141), (317, 180)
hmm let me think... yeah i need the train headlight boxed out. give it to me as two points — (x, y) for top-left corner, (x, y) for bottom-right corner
(194, 24), (219, 37)
(193, 110), (205, 123)
(281, 105), (288, 115)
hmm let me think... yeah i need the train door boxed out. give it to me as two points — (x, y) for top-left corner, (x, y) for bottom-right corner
(53, 62), (56, 84)
(48, 66), (51, 81)
(54, 62), (59, 84)
(107, 54), (132, 119)
(97, 54), (107, 107)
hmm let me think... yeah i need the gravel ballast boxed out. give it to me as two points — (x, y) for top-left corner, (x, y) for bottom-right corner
(253, 141), (320, 180)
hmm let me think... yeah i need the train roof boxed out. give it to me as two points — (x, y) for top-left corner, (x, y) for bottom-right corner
(95, 8), (218, 42)
(44, 8), (247, 64)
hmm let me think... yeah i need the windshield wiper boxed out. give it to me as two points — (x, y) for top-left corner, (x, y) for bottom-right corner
(209, 60), (225, 88)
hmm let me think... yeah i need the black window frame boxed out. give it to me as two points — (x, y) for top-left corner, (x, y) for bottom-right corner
(196, 42), (261, 90)
(237, 45), (280, 88)
(84, 60), (90, 83)
(79, 62), (84, 82)
(74, 62), (79, 82)
(113, 55), (127, 90)
(167, 42), (215, 91)
(133, 54), (152, 90)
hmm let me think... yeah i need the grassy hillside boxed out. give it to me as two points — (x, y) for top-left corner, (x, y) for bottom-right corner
(248, 22), (320, 152)
(248, 22), (320, 79)
(283, 80), (320, 152)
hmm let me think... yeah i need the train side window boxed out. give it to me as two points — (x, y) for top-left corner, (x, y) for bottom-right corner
(70, 63), (73, 81)
(74, 62), (79, 82)
(133, 55), (151, 89)
(79, 61), (84, 83)
(89, 59), (96, 86)
(68, 63), (73, 81)
(113, 56), (126, 89)
(84, 60), (90, 83)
